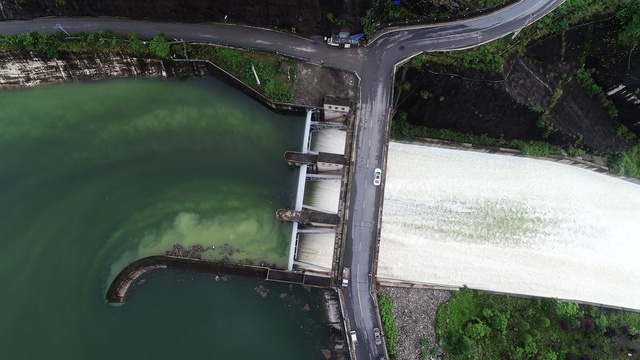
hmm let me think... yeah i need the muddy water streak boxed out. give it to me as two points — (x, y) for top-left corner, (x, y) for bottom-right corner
(0, 78), (328, 359)
(379, 142), (640, 310)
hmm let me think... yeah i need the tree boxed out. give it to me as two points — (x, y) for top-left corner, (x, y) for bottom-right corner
(127, 32), (144, 53)
(37, 33), (61, 59)
(618, 0), (640, 47)
(149, 33), (171, 59)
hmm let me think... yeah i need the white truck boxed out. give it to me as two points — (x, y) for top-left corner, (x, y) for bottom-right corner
(350, 330), (358, 345)
(342, 267), (350, 286)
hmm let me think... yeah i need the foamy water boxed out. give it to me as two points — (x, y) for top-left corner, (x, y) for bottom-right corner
(303, 180), (342, 214)
(379, 142), (640, 310)
(296, 233), (335, 269)
(310, 129), (346, 154)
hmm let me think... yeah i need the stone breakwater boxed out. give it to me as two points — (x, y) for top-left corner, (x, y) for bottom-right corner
(0, 51), (208, 87)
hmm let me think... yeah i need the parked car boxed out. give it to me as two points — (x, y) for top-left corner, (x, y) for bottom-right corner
(373, 327), (382, 345)
(373, 168), (382, 186)
(350, 330), (358, 345)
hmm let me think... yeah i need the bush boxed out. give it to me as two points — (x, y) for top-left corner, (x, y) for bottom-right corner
(378, 292), (399, 355)
(149, 33), (171, 59)
(465, 321), (491, 340)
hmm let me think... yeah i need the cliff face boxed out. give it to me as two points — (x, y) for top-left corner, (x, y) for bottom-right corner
(0, 51), (208, 87)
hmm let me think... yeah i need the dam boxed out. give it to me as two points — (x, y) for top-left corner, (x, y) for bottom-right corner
(276, 113), (640, 311)
(378, 141), (640, 310)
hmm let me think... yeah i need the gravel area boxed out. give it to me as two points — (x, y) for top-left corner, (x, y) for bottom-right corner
(293, 62), (358, 107)
(381, 286), (452, 360)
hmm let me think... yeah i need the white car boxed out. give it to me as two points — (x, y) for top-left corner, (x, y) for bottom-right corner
(350, 330), (358, 345)
(373, 168), (382, 186)
(373, 327), (382, 345)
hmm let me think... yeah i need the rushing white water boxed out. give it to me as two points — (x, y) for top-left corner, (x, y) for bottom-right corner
(303, 180), (341, 214)
(296, 233), (335, 270)
(379, 142), (640, 310)
(310, 129), (346, 154)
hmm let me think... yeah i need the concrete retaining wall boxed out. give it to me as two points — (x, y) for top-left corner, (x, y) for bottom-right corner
(106, 255), (269, 303)
(397, 138), (640, 186)
(378, 279), (640, 313)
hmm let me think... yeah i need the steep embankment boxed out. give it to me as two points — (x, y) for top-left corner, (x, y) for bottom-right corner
(0, 51), (207, 87)
(395, 19), (640, 155)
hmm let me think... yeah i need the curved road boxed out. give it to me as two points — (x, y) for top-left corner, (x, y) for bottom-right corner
(1, 1), (564, 358)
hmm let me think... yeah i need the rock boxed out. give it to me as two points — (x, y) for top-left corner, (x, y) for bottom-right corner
(303, 303), (310, 311)
(254, 284), (269, 297)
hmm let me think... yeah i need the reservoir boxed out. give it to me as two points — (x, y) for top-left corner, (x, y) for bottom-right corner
(0, 78), (329, 359)
(379, 142), (640, 310)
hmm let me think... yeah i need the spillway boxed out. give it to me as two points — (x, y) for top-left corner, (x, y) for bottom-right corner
(295, 233), (335, 270)
(378, 142), (640, 310)
(310, 129), (346, 154)
(303, 180), (341, 214)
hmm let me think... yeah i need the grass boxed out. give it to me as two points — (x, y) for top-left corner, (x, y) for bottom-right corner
(188, 45), (297, 103)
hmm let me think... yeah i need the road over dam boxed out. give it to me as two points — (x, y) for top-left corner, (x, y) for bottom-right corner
(1, 1), (566, 358)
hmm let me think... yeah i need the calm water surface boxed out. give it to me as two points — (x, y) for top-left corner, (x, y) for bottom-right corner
(0, 78), (327, 359)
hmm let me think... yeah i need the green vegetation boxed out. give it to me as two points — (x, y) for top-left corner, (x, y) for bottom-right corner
(361, 0), (505, 35)
(574, 67), (619, 119)
(326, 12), (346, 27)
(436, 286), (640, 359)
(406, 0), (623, 75)
(617, 0), (640, 47)
(390, 111), (563, 156)
(149, 33), (171, 59)
(378, 291), (399, 357)
(419, 338), (436, 358)
(409, 39), (507, 73)
(617, 124), (637, 141)
(0, 30), (148, 58)
(190, 46), (297, 102)
(0, 30), (297, 103)
(609, 141), (640, 177)
(535, 85), (563, 137)
(394, 0), (640, 176)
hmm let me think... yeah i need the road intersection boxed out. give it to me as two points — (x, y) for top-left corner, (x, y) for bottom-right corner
(1, 2), (565, 357)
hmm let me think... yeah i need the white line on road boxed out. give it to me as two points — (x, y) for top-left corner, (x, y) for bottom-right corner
(357, 264), (364, 318)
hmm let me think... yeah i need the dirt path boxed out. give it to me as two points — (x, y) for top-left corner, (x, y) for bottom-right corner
(380, 286), (451, 360)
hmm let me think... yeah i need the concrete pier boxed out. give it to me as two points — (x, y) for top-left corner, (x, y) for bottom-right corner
(106, 255), (334, 303)
(284, 151), (346, 174)
(276, 209), (340, 227)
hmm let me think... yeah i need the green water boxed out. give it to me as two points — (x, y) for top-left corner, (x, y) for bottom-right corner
(0, 78), (327, 359)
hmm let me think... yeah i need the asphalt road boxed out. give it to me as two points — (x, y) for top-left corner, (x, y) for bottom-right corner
(0, 1), (565, 358)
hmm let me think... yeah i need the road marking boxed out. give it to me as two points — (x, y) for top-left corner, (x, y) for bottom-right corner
(357, 264), (364, 318)
(359, 241), (362, 251)
(362, 200), (366, 209)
